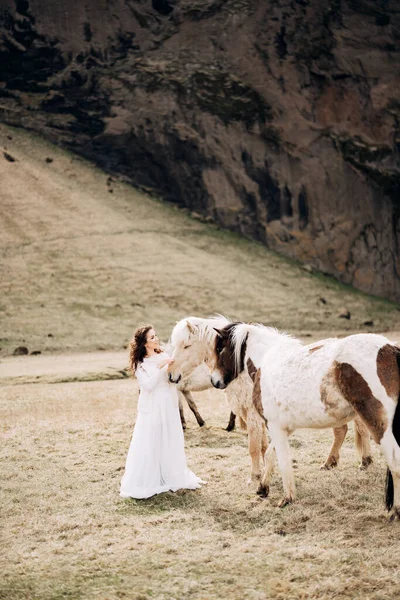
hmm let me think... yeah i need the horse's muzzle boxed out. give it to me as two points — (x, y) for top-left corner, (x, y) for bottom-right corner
(168, 373), (181, 384)
(211, 377), (226, 390)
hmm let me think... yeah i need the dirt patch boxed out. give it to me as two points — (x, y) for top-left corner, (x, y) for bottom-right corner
(0, 351), (128, 385)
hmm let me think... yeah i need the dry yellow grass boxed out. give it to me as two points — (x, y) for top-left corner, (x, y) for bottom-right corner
(2, 379), (400, 600)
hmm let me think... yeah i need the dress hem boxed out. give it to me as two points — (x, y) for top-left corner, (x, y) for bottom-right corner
(120, 480), (205, 500)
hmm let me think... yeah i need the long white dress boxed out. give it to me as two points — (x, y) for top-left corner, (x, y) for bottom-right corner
(120, 351), (204, 499)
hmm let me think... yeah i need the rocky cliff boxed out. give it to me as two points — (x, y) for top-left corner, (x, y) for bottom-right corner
(1, 0), (399, 300)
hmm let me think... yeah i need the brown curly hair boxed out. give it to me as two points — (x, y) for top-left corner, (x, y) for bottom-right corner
(128, 324), (161, 373)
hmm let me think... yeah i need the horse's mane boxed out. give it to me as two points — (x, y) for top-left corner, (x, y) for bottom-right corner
(170, 314), (231, 347)
(229, 322), (296, 373)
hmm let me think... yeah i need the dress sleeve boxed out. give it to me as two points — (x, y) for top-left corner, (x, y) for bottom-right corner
(136, 362), (168, 392)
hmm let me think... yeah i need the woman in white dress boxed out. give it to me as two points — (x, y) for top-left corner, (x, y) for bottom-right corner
(120, 325), (205, 499)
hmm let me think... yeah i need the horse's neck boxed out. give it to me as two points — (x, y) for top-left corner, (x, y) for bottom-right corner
(180, 362), (212, 391)
(245, 328), (300, 368)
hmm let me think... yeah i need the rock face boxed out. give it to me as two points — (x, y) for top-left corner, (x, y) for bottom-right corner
(1, 0), (399, 300)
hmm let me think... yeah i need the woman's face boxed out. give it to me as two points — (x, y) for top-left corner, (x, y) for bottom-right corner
(145, 328), (160, 353)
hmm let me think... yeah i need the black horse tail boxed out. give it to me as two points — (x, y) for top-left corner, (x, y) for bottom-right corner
(385, 350), (400, 511)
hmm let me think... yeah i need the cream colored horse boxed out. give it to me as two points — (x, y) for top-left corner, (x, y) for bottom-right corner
(175, 363), (211, 429)
(169, 316), (268, 481)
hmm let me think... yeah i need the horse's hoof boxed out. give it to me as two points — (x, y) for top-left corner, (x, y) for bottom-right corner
(389, 508), (400, 522)
(198, 420), (205, 427)
(359, 456), (373, 470)
(320, 458), (338, 470)
(256, 484), (269, 498)
(226, 425), (235, 432)
(277, 496), (293, 508)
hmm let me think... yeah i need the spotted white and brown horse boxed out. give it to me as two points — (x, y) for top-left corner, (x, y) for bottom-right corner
(209, 323), (400, 518)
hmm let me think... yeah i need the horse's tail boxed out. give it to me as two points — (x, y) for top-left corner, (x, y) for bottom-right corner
(385, 350), (400, 511)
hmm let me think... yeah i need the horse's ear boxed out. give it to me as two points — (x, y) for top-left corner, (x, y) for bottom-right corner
(247, 358), (257, 382)
(186, 320), (197, 335)
(213, 327), (223, 337)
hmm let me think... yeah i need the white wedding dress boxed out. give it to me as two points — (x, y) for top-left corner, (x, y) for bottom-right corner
(120, 352), (205, 499)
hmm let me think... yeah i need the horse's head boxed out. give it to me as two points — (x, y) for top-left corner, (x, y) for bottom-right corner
(168, 319), (208, 384)
(209, 323), (247, 389)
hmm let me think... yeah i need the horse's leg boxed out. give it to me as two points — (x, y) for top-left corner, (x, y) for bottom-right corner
(334, 356), (400, 518)
(257, 444), (276, 497)
(261, 422), (269, 461)
(247, 408), (266, 482)
(181, 389), (205, 427)
(354, 417), (373, 469)
(178, 392), (186, 430)
(226, 411), (236, 432)
(380, 430), (400, 520)
(321, 424), (348, 470)
(270, 425), (296, 507)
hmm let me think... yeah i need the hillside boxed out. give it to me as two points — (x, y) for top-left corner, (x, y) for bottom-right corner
(1, 0), (399, 300)
(1, 123), (399, 357)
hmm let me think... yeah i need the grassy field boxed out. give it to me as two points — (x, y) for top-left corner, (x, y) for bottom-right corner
(2, 379), (400, 600)
(2, 124), (400, 600)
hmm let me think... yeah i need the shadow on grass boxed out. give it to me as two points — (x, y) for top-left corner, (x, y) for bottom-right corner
(117, 487), (276, 532)
(185, 427), (247, 449)
(117, 488), (202, 515)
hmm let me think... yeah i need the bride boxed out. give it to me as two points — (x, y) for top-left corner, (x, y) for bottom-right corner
(120, 325), (205, 499)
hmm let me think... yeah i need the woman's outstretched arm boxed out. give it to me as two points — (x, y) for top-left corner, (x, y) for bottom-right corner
(136, 363), (168, 392)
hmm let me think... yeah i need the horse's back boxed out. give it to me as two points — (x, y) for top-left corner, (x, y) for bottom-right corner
(270, 333), (394, 392)
(259, 333), (395, 429)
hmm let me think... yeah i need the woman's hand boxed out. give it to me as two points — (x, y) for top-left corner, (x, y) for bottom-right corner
(157, 357), (174, 369)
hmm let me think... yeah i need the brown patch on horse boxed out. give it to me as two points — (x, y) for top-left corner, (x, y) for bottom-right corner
(247, 358), (266, 421)
(335, 361), (388, 443)
(320, 365), (348, 421)
(247, 358), (257, 381)
(377, 344), (400, 400)
(309, 345), (323, 354)
(213, 323), (246, 384)
(238, 416), (247, 430)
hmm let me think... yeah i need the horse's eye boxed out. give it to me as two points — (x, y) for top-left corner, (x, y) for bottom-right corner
(184, 344), (191, 350)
